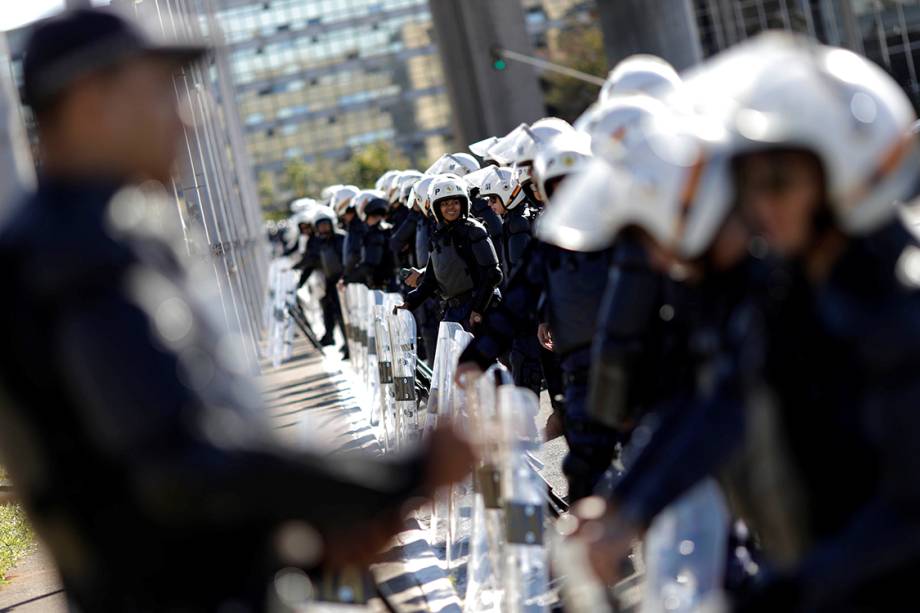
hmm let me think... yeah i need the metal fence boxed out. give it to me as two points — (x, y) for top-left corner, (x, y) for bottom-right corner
(114, 0), (269, 370)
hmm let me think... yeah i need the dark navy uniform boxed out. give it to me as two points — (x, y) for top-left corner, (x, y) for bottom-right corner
(588, 232), (698, 433)
(355, 221), (395, 290)
(342, 214), (366, 283)
(296, 228), (346, 344)
(460, 240), (622, 499)
(0, 179), (431, 611)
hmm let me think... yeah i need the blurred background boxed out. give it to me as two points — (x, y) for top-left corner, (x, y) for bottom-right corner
(4, 1), (920, 221)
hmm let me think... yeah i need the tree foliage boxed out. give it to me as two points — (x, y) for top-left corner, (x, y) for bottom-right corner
(542, 25), (608, 123)
(262, 142), (413, 215)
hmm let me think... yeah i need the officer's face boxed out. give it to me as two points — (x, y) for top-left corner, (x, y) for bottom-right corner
(735, 151), (825, 258)
(100, 57), (186, 184)
(316, 220), (332, 237)
(488, 195), (506, 216)
(440, 198), (462, 222)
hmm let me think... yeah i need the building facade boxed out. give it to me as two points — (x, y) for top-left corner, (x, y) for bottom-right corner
(212, 0), (453, 193)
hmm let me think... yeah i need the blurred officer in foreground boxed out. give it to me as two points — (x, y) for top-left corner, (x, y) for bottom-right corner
(573, 35), (920, 612)
(0, 9), (472, 612)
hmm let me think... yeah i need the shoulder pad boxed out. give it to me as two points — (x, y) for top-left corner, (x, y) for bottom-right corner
(464, 218), (489, 241)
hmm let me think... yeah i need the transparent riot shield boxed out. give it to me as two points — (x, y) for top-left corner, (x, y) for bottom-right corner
(497, 385), (550, 613)
(365, 289), (383, 427)
(426, 321), (465, 544)
(640, 479), (729, 613)
(464, 364), (514, 612)
(446, 331), (474, 573)
(373, 294), (403, 452)
(387, 307), (419, 450)
(346, 284), (366, 375)
(424, 321), (465, 434)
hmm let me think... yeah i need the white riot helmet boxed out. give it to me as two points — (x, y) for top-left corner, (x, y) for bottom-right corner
(320, 185), (343, 206)
(425, 153), (481, 177)
(489, 118), (574, 167)
(290, 197), (317, 214)
(538, 104), (734, 259)
(470, 136), (500, 164)
(395, 170), (424, 203)
(311, 205), (337, 229)
(375, 170), (399, 193)
(706, 33), (920, 235)
(467, 166), (516, 210)
(428, 174), (470, 225)
(353, 189), (386, 222)
(599, 54), (681, 103)
(331, 185), (360, 217)
(582, 94), (671, 163)
(533, 131), (593, 203)
(411, 175), (437, 217)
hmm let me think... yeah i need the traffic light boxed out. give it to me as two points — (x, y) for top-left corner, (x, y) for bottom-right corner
(490, 47), (507, 71)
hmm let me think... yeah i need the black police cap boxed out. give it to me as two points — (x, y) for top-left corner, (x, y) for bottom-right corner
(23, 8), (208, 111)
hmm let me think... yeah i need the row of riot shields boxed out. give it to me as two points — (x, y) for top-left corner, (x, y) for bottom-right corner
(279, 272), (733, 613)
(337, 283), (421, 453)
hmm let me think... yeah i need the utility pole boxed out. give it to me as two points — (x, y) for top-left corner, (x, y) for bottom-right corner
(428, 0), (546, 147)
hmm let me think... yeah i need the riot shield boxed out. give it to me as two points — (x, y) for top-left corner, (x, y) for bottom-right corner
(446, 330), (474, 573)
(497, 385), (550, 612)
(640, 479), (729, 613)
(372, 293), (403, 452)
(426, 321), (465, 545)
(365, 289), (383, 427)
(387, 307), (419, 450)
(464, 364), (514, 612)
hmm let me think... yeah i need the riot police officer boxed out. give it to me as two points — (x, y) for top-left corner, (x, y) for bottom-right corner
(399, 175), (502, 331)
(354, 196), (396, 290)
(295, 206), (347, 347)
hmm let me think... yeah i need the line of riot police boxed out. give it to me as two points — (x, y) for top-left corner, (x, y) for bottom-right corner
(273, 31), (920, 612)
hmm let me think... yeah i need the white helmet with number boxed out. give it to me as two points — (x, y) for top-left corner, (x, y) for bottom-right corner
(533, 131), (593, 203)
(331, 185), (360, 217)
(706, 32), (920, 235)
(599, 54), (681, 103)
(537, 104), (733, 259)
(466, 166), (516, 208)
(428, 174), (470, 224)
